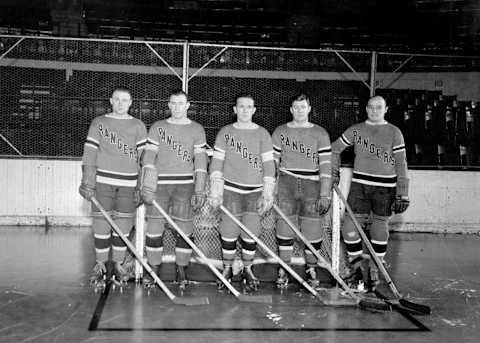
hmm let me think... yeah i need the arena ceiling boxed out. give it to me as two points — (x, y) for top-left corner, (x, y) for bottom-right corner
(0, 0), (479, 53)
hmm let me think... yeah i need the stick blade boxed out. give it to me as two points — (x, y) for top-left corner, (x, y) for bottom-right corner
(358, 298), (392, 312)
(237, 294), (273, 303)
(399, 299), (431, 315)
(172, 296), (210, 306)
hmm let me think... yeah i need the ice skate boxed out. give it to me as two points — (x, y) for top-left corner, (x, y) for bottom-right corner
(276, 267), (289, 289)
(217, 264), (233, 290)
(242, 265), (260, 292)
(342, 256), (366, 292)
(176, 265), (188, 291)
(89, 261), (107, 292)
(366, 259), (381, 292)
(142, 264), (159, 292)
(111, 261), (129, 290)
(306, 267), (320, 289)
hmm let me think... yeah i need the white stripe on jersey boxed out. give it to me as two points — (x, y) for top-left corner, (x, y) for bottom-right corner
(224, 184), (262, 194)
(96, 176), (137, 187)
(352, 178), (396, 187)
(85, 142), (98, 150)
(194, 146), (206, 154)
(97, 169), (138, 177)
(354, 171), (397, 178)
(213, 150), (225, 160)
(279, 168), (319, 181)
(261, 150), (274, 162)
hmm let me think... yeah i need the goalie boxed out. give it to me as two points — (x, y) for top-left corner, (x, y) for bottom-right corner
(331, 95), (410, 292)
(207, 93), (276, 292)
(140, 90), (208, 290)
(272, 93), (332, 289)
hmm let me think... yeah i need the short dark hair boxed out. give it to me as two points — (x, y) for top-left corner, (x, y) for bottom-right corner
(111, 87), (132, 97)
(235, 93), (255, 105)
(170, 89), (189, 101)
(290, 93), (311, 107)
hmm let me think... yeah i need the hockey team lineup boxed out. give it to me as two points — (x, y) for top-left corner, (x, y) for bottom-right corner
(77, 87), (431, 331)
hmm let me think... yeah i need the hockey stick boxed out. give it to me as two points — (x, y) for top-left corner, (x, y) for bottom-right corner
(219, 205), (322, 300)
(333, 185), (431, 315)
(272, 204), (390, 311)
(91, 197), (209, 306)
(152, 200), (272, 304)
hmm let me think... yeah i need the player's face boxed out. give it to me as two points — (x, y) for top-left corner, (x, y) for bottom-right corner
(110, 90), (132, 116)
(234, 97), (256, 124)
(366, 97), (388, 123)
(290, 100), (311, 124)
(168, 94), (190, 120)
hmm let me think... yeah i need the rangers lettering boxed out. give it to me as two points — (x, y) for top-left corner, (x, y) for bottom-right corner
(352, 129), (394, 166)
(97, 123), (137, 160)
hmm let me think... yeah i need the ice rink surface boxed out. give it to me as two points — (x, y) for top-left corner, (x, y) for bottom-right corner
(0, 226), (479, 343)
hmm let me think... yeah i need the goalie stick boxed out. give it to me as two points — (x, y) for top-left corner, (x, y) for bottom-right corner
(152, 200), (272, 304)
(333, 185), (432, 315)
(272, 204), (391, 311)
(91, 197), (209, 306)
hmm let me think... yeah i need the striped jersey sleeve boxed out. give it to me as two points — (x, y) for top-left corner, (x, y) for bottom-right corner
(260, 127), (275, 180)
(392, 126), (409, 196)
(82, 117), (101, 167)
(316, 127), (332, 180)
(271, 127), (282, 163)
(193, 124), (208, 174)
(209, 126), (227, 176)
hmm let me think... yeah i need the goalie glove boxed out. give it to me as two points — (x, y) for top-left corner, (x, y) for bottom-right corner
(207, 172), (224, 209)
(391, 195), (410, 214)
(191, 171), (207, 211)
(140, 165), (158, 205)
(79, 165), (96, 200)
(257, 177), (275, 216)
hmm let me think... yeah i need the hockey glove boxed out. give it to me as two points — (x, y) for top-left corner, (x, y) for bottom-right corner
(391, 195), (410, 214)
(207, 173), (224, 209)
(315, 196), (331, 215)
(191, 192), (207, 211)
(79, 165), (96, 200)
(257, 177), (275, 215)
(191, 171), (207, 211)
(140, 165), (158, 205)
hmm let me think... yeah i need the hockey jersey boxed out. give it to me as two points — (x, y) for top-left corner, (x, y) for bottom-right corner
(82, 114), (147, 187)
(143, 119), (207, 184)
(272, 122), (331, 181)
(332, 121), (409, 194)
(210, 123), (275, 193)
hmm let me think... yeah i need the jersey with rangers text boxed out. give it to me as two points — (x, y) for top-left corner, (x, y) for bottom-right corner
(332, 121), (408, 190)
(210, 123), (275, 193)
(272, 122), (331, 181)
(82, 114), (147, 187)
(143, 119), (207, 184)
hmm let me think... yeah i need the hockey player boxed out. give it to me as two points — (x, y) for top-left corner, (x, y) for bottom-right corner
(331, 95), (410, 291)
(140, 89), (208, 290)
(79, 87), (147, 290)
(272, 93), (332, 289)
(208, 93), (276, 292)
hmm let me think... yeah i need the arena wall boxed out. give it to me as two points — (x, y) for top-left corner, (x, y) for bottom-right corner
(0, 158), (478, 233)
